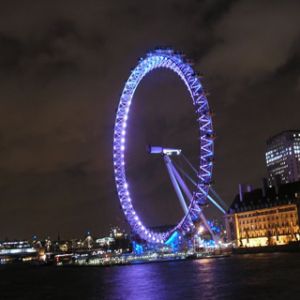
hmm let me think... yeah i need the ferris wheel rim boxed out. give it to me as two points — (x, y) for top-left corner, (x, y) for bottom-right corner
(113, 48), (214, 244)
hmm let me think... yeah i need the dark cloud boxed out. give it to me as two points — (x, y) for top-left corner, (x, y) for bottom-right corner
(201, 0), (300, 79)
(0, 0), (299, 239)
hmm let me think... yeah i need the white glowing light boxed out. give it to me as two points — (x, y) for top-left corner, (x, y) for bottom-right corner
(198, 225), (205, 234)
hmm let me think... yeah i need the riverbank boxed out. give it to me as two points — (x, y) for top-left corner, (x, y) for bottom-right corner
(58, 250), (231, 267)
(233, 241), (300, 254)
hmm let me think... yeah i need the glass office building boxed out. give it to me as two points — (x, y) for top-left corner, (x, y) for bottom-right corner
(266, 130), (300, 186)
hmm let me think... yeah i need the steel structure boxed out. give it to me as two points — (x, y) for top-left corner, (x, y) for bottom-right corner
(113, 49), (214, 244)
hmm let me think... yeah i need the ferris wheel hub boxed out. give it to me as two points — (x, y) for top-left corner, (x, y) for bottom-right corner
(148, 145), (182, 156)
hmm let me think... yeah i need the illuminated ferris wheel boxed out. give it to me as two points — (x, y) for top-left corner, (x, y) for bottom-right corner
(113, 48), (225, 245)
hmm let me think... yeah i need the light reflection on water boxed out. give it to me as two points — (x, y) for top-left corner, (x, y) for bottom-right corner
(1, 253), (300, 300)
(106, 253), (300, 300)
(109, 260), (217, 300)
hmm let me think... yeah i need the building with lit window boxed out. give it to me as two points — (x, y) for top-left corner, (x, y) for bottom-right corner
(0, 241), (37, 263)
(265, 130), (300, 186)
(225, 181), (300, 247)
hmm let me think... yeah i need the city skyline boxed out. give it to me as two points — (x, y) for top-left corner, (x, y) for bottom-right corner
(0, 0), (300, 239)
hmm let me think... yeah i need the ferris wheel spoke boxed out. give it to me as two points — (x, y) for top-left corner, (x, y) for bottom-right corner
(170, 160), (217, 242)
(163, 155), (189, 215)
(175, 156), (227, 214)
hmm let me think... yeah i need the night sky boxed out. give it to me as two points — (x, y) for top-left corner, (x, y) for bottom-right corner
(0, 0), (299, 240)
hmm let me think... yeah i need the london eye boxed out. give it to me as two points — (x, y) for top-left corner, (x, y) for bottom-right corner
(113, 48), (225, 246)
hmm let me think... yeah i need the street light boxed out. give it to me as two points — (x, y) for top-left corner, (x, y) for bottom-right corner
(198, 225), (205, 235)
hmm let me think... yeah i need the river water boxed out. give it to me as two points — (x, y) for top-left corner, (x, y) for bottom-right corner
(1, 253), (300, 299)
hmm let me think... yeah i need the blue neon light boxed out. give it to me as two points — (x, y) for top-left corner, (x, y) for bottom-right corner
(165, 231), (179, 245)
(132, 241), (144, 255)
(165, 231), (180, 252)
(207, 220), (221, 234)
